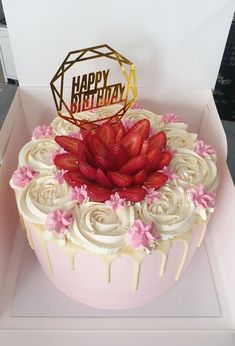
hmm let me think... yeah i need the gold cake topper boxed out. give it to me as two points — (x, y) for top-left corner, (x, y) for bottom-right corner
(50, 44), (137, 130)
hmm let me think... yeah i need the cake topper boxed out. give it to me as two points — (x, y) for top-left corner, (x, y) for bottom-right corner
(50, 44), (137, 130)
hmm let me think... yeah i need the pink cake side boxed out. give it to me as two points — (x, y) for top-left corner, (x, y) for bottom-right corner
(26, 220), (205, 310)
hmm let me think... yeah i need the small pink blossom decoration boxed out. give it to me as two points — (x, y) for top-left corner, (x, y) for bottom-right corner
(68, 131), (83, 140)
(45, 209), (73, 234)
(162, 113), (180, 124)
(54, 169), (67, 184)
(32, 125), (53, 139)
(11, 166), (37, 188)
(187, 184), (215, 209)
(128, 220), (160, 251)
(194, 140), (215, 158)
(122, 119), (135, 131)
(162, 166), (178, 181)
(105, 192), (126, 211)
(144, 187), (161, 205)
(165, 144), (177, 157)
(131, 102), (144, 110)
(70, 185), (89, 204)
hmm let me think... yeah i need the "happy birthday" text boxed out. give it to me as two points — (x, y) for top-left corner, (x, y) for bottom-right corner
(70, 69), (126, 113)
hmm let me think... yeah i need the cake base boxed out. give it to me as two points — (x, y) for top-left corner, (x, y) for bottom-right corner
(23, 219), (206, 310)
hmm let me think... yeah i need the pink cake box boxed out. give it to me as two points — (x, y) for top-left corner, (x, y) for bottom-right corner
(0, 86), (235, 343)
(1, 0), (235, 343)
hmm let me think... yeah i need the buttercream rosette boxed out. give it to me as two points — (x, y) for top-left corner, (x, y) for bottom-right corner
(135, 185), (195, 240)
(166, 129), (198, 149)
(19, 138), (59, 175)
(16, 175), (74, 225)
(51, 110), (96, 136)
(123, 108), (164, 131)
(68, 202), (135, 255)
(169, 149), (219, 191)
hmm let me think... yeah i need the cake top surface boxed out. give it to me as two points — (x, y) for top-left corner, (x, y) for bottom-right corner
(10, 103), (219, 255)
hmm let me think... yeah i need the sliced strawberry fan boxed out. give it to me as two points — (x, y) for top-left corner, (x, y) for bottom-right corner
(54, 119), (171, 203)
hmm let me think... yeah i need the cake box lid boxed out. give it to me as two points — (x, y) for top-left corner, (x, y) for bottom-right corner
(2, 0), (235, 88)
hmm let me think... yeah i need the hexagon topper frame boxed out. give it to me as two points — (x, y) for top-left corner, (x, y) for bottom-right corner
(50, 44), (137, 130)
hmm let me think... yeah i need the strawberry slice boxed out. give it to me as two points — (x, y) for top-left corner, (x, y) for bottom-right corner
(87, 184), (112, 202)
(110, 143), (129, 168)
(121, 132), (143, 157)
(78, 161), (96, 181)
(96, 168), (113, 189)
(97, 123), (116, 148)
(145, 148), (162, 173)
(157, 151), (172, 169)
(55, 136), (79, 155)
(113, 122), (126, 142)
(140, 140), (150, 154)
(54, 153), (79, 170)
(107, 171), (133, 188)
(88, 135), (109, 158)
(128, 119), (150, 140)
(77, 139), (93, 164)
(144, 172), (168, 189)
(149, 131), (167, 151)
(81, 129), (94, 145)
(119, 155), (147, 175)
(116, 186), (146, 202)
(80, 123), (97, 139)
(95, 155), (117, 171)
(63, 170), (91, 187)
(133, 170), (147, 185)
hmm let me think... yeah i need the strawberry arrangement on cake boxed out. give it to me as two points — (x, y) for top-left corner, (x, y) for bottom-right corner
(10, 103), (219, 309)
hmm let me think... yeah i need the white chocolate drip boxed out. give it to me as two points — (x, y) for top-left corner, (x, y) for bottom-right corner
(22, 217), (207, 290)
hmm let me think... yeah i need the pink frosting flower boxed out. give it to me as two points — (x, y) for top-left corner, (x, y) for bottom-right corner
(11, 166), (37, 188)
(45, 209), (73, 234)
(144, 187), (161, 205)
(131, 102), (144, 110)
(68, 131), (83, 140)
(105, 192), (126, 211)
(165, 144), (177, 157)
(54, 169), (67, 184)
(187, 184), (215, 209)
(162, 166), (178, 181)
(162, 113), (180, 124)
(128, 220), (160, 251)
(122, 119), (135, 131)
(194, 140), (215, 158)
(70, 185), (89, 204)
(32, 125), (53, 139)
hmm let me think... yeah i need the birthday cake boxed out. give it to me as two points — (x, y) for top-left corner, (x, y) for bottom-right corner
(9, 45), (219, 309)
(10, 103), (219, 309)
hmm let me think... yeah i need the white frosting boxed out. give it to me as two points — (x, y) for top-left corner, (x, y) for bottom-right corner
(69, 203), (135, 255)
(135, 185), (195, 239)
(16, 175), (74, 224)
(13, 105), (219, 255)
(51, 110), (96, 135)
(19, 138), (58, 174)
(123, 109), (164, 131)
(162, 122), (188, 131)
(170, 149), (219, 191)
(166, 129), (197, 149)
(94, 104), (123, 119)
